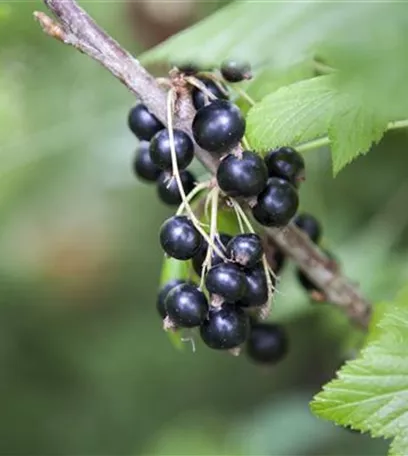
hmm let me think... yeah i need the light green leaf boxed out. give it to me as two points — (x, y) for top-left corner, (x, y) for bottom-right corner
(247, 76), (388, 174)
(311, 287), (408, 455)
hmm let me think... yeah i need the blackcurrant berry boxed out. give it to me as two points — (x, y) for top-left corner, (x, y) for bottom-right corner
(177, 63), (200, 75)
(128, 104), (164, 141)
(252, 177), (299, 227)
(217, 151), (268, 198)
(133, 141), (161, 182)
(246, 322), (288, 364)
(200, 304), (249, 349)
(192, 100), (245, 154)
(226, 234), (263, 268)
(156, 279), (186, 318)
(237, 264), (269, 308)
(149, 129), (194, 171)
(165, 283), (208, 327)
(159, 215), (203, 260)
(205, 262), (247, 302)
(294, 213), (322, 244)
(220, 60), (252, 83)
(265, 147), (305, 185)
(192, 76), (228, 110)
(157, 170), (196, 206)
(192, 233), (232, 276)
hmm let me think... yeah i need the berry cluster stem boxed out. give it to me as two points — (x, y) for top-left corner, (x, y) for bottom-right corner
(167, 89), (225, 260)
(36, 0), (375, 329)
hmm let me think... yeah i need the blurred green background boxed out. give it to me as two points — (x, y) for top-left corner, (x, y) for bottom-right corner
(0, 1), (407, 455)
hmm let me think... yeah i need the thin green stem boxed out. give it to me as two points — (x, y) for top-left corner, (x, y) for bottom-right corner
(200, 187), (220, 289)
(296, 118), (408, 153)
(176, 181), (210, 216)
(234, 86), (256, 106)
(166, 90), (225, 260)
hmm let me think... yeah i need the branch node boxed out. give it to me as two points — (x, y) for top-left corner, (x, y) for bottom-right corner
(34, 11), (66, 42)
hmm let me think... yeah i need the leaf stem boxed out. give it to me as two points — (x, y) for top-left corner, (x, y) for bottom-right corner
(296, 118), (408, 153)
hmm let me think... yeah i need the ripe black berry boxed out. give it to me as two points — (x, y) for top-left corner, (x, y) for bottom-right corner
(128, 104), (164, 141)
(237, 264), (269, 308)
(159, 215), (203, 260)
(177, 63), (200, 75)
(133, 141), (161, 182)
(192, 76), (228, 110)
(200, 304), (249, 349)
(294, 213), (322, 244)
(157, 170), (196, 206)
(252, 177), (299, 227)
(165, 283), (208, 327)
(246, 322), (288, 364)
(220, 60), (252, 83)
(226, 234), (263, 268)
(192, 233), (232, 276)
(150, 129), (194, 171)
(217, 151), (268, 198)
(156, 279), (186, 318)
(265, 147), (305, 185)
(192, 100), (245, 154)
(205, 262), (247, 302)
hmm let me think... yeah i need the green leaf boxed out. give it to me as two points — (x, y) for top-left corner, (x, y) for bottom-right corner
(246, 76), (388, 174)
(311, 286), (408, 455)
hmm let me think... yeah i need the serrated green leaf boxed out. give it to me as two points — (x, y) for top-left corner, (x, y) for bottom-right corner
(311, 286), (408, 455)
(247, 76), (388, 175)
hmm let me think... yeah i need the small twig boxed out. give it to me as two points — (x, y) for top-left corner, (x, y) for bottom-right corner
(36, 0), (373, 328)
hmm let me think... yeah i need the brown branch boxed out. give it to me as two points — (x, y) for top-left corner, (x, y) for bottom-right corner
(34, 0), (371, 328)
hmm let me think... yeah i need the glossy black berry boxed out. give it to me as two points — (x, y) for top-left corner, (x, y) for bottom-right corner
(205, 262), (247, 302)
(159, 215), (203, 260)
(157, 171), (196, 206)
(217, 151), (268, 198)
(237, 264), (269, 308)
(252, 177), (299, 227)
(246, 322), (288, 364)
(149, 129), (194, 171)
(265, 147), (305, 185)
(192, 76), (228, 110)
(156, 279), (186, 318)
(294, 213), (322, 244)
(133, 141), (161, 182)
(192, 100), (246, 154)
(200, 304), (249, 350)
(220, 60), (252, 83)
(177, 63), (200, 75)
(192, 233), (232, 276)
(128, 104), (164, 141)
(226, 234), (263, 268)
(165, 283), (208, 327)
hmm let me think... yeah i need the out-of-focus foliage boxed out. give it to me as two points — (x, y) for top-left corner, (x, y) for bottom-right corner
(0, 1), (407, 455)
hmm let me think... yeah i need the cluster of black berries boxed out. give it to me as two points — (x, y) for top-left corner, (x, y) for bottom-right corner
(129, 104), (197, 206)
(127, 59), (328, 363)
(158, 225), (287, 363)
